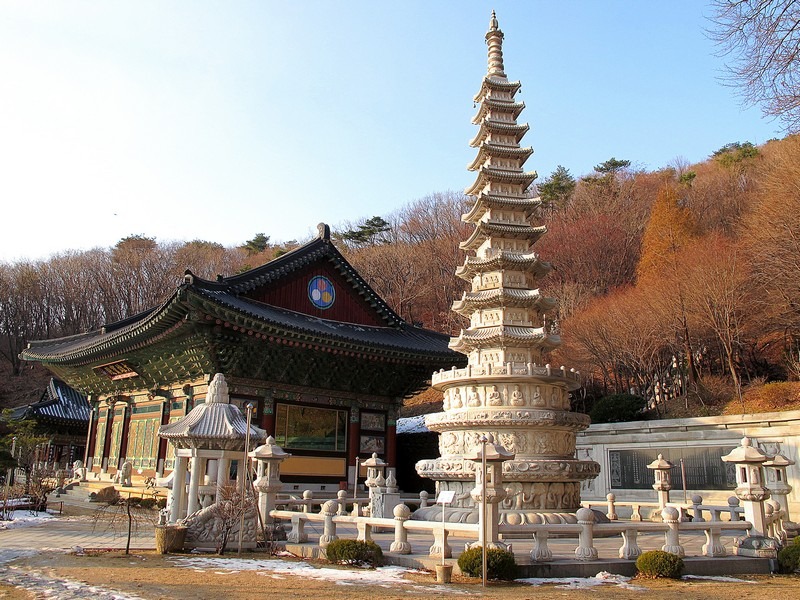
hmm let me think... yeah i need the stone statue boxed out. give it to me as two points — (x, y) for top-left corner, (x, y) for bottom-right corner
(115, 460), (133, 487)
(451, 388), (463, 409)
(72, 459), (87, 482)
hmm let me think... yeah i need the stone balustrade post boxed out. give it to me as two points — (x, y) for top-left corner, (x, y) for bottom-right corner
(319, 499), (339, 548)
(530, 529), (552, 562)
(302, 490), (313, 513)
(337, 490), (348, 515)
(606, 493), (617, 520)
(390, 504), (412, 554)
(419, 490), (429, 509)
(691, 495), (706, 522)
(702, 525), (726, 557)
(619, 528), (642, 560)
(287, 514), (307, 543)
(728, 496), (740, 522)
(767, 500), (787, 543)
(356, 521), (373, 543)
(429, 527), (452, 558)
(574, 507), (598, 560)
(661, 506), (685, 557)
(630, 504), (642, 522)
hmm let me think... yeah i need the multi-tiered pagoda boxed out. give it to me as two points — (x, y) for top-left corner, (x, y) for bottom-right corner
(416, 12), (599, 524)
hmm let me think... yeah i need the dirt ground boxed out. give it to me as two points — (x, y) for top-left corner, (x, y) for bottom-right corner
(1, 550), (799, 600)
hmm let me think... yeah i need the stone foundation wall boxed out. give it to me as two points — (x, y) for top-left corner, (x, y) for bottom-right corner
(577, 410), (800, 514)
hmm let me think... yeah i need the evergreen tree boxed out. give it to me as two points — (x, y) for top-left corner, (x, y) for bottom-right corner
(538, 165), (576, 212)
(241, 233), (270, 256)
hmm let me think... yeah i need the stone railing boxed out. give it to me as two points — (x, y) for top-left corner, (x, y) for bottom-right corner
(275, 490), (431, 516)
(270, 501), (779, 561)
(580, 493), (746, 523)
(432, 363), (580, 386)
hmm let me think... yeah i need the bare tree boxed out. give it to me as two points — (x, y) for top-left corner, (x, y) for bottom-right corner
(710, 0), (800, 132)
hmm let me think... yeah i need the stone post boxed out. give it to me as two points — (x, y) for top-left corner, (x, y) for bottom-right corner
(390, 504), (412, 554)
(186, 455), (202, 515)
(319, 499), (339, 548)
(169, 455), (188, 523)
(661, 506), (684, 557)
(619, 528), (642, 560)
(647, 454), (674, 510)
(574, 507), (597, 560)
(606, 493), (617, 520)
(721, 437), (771, 537)
(531, 530), (552, 561)
(466, 434), (514, 552)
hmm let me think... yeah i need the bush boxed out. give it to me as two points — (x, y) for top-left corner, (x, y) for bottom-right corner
(777, 537), (800, 574)
(589, 394), (647, 424)
(635, 550), (684, 579)
(325, 539), (383, 568)
(457, 547), (517, 580)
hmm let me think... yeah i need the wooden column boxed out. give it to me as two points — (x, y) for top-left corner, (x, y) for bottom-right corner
(348, 407), (361, 466)
(260, 397), (275, 436)
(118, 404), (131, 466)
(386, 420), (397, 466)
(100, 405), (114, 473)
(157, 399), (171, 476)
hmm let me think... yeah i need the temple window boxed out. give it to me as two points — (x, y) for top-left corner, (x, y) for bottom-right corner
(274, 404), (348, 452)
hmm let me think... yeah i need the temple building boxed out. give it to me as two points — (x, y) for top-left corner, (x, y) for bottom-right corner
(21, 224), (462, 487)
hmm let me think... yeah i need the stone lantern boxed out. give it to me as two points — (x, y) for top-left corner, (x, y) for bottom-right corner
(647, 454), (674, 509)
(250, 435), (290, 539)
(465, 434), (515, 550)
(763, 453), (795, 525)
(362, 452), (400, 519)
(721, 437), (770, 537)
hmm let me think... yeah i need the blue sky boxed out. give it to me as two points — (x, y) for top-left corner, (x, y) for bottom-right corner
(0, 1), (779, 261)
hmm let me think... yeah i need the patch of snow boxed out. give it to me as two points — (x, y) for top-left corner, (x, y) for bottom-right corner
(518, 571), (645, 591)
(0, 510), (54, 530)
(683, 574), (757, 584)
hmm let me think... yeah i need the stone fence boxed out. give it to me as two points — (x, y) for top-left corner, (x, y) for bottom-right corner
(269, 499), (780, 562)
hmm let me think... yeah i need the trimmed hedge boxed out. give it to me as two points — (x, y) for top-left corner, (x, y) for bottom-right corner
(457, 547), (517, 580)
(635, 550), (684, 579)
(778, 537), (800, 574)
(325, 539), (383, 568)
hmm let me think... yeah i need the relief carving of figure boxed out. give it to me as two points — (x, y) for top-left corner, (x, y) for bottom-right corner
(467, 386), (482, 407)
(442, 391), (450, 411)
(532, 386), (545, 407)
(549, 388), (561, 409)
(487, 385), (502, 406)
(451, 388), (463, 409)
(532, 482), (547, 509)
(510, 385), (525, 406)
(546, 482), (564, 509)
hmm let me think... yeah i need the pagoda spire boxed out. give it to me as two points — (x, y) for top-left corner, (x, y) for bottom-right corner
(486, 10), (506, 78)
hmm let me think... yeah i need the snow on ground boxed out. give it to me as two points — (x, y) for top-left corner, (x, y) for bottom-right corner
(172, 556), (474, 593)
(518, 571), (646, 591)
(683, 574), (758, 584)
(0, 510), (54, 530)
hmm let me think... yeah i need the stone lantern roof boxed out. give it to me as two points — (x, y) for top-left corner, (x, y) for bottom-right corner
(159, 373), (266, 451)
(721, 437), (769, 464)
(647, 454), (674, 470)
(249, 436), (290, 460)
(463, 434), (515, 462)
(763, 453), (795, 468)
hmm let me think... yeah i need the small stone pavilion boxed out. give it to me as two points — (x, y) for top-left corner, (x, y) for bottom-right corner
(158, 373), (266, 523)
(415, 12), (599, 524)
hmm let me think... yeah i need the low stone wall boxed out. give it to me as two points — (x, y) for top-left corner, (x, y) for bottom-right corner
(577, 409), (800, 514)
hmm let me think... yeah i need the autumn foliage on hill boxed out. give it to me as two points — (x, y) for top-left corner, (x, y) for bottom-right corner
(3, 138), (800, 417)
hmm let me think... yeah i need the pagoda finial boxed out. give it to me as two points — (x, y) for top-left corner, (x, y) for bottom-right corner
(485, 10), (505, 77)
(206, 373), (230, 404)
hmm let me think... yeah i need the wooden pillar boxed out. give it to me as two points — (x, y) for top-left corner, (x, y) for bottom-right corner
(84, 400), (98, 468)
(348, 407), (361, 466)
(157, 398), (171, 476)
(260, 397), (275, 436)
(386, 420), (397, 466)
(118, 405), (131, 466)
(101, 405), (114, 473)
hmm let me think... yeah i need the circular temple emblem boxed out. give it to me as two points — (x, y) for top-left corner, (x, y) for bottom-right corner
(308, 275), (335, 309)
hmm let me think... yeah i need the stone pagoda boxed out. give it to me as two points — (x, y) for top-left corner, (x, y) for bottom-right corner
(415, 12), (599, 525)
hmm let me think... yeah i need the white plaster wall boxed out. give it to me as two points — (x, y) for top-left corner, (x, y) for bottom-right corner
(577, 410), (800, 516)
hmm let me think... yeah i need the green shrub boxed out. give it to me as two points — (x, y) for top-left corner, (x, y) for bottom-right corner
(589, 394), (647, 424)
(457, 547), (517, 580)
(635, 550), (684, 579)
(139, 497), (157, 510)
(777, 538), (800, 574)
(325, 539), (383, 568)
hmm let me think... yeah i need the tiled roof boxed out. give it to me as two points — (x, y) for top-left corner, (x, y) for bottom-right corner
(9, 378), (90, 426)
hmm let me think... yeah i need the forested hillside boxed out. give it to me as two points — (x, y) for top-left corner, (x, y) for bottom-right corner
(3, 136), (800, 418)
